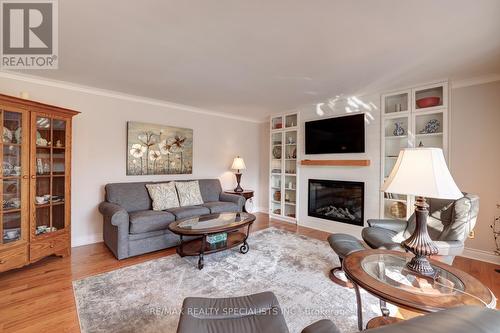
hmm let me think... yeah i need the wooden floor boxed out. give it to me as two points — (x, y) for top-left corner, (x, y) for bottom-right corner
(0, 213), (498, 332)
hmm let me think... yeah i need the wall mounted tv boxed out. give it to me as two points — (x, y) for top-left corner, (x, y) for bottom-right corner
(305, 113), (365, 154)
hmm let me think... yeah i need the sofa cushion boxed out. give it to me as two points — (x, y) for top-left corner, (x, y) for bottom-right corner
(129, 210), (175, 234)
(176, 181), (204, 206)
(167, 206), (210, 220)
(198, 179), (222, 202)
(202, 201), (239, 213)
(145, 182), (180, 211)
(105, 182), (152, 212)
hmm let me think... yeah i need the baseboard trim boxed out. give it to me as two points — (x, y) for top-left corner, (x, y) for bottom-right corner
(72, 233), (103, 247)
(459, 247), (500, 264)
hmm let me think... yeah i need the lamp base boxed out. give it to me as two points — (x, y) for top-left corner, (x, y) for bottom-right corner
(401, 196), (439, 277)
(406, 254), (436, 277)
(234, 173), (243, 192)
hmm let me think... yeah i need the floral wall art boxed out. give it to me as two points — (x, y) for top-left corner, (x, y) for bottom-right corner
(127, 122), (193, 175)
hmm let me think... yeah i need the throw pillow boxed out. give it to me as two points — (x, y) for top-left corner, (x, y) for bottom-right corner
(145, 182), (180, 211)
(175, 181), (204, 206)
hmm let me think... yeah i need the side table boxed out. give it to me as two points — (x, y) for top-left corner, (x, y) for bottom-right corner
(224, 190), (254, 212)
(343, 249), (496, 331)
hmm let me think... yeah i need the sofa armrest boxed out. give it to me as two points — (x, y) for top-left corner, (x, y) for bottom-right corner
(219, 193), (245, 212)
(98, 202), (130, 259)
(98, 202), (129, 227)
(367, 219), (407, 233)
(301, 319), (340, 333)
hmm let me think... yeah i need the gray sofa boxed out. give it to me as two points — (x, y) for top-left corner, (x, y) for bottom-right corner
(98, 179), (245, 259)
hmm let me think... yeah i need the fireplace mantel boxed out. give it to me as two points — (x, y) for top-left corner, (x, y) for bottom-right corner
(300, 159), (371, 167)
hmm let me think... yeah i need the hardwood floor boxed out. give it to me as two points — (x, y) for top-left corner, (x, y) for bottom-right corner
(0, 212), (498, 332)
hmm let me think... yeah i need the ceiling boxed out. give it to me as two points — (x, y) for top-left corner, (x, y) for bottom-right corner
(13, 0), (500, 122)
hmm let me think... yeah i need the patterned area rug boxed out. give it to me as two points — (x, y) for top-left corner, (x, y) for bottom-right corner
(73, 227), (382, 333)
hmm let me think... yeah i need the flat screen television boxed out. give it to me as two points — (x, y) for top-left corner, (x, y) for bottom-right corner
(305, 113), (365, 154)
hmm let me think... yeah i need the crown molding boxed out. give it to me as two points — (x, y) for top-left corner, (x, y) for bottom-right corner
(0, 70), (262, 123)
(451, 73), (500, 89)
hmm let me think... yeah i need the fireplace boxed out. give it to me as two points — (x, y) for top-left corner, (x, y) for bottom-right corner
(308, 179), (364, 226)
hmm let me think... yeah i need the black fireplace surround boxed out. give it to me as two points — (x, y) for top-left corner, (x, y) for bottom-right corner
(308, 179), (364, 226)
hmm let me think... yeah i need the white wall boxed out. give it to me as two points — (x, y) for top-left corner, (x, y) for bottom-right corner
(0, 74), (262, 247)
(450, 80), (500, 258)
(296, 94), (381, 236)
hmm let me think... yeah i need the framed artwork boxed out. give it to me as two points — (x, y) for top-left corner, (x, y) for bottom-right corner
(127, 121), (193, 175)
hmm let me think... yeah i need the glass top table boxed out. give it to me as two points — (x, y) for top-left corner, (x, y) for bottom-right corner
(169, 212), (255, 234)
(168, 212), (256, 270)
(343, 249), (496, 330)
(361, 253), (466, 296)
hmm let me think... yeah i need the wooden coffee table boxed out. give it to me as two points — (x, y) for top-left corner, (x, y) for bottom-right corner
(343, 249), (496, 331)
(168, 212), (255, 269)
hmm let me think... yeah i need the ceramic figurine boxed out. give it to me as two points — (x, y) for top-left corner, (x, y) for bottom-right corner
(420, 119), (440, 134)
(393, 122), (405, 136)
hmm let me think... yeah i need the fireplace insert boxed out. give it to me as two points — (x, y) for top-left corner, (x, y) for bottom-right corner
(308, 179), (364, 226)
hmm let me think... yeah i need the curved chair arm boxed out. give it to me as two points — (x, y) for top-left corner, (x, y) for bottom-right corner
(367, 219), (407, 233)
(301, 319), (340, 333)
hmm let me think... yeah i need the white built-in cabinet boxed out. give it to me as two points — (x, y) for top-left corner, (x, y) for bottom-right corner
(269, 113), (299, 222)
(380, 81), (449, 220)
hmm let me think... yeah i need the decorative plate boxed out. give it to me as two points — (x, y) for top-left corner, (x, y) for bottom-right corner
(272, 146), (282, 159)
(3, 127), (12, 143)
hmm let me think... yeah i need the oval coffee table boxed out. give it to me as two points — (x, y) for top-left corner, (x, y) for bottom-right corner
(343, 249), (496, 331)
(168, 212), (255, 269)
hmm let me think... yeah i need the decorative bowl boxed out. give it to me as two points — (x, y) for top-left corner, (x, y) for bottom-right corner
(35, 196), (46, 204)
(416, 97), (440, 108)
(5, 230), (18, 239)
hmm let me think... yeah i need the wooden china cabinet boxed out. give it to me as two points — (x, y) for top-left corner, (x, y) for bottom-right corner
(0, 94), (78, 273)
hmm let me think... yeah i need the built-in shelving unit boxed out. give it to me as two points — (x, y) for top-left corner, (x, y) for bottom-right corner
(380, 81), (449, 220)
(269, 112), (298, 222)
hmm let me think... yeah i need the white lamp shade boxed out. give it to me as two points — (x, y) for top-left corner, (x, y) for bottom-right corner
(231, 156), (246, 170)
(382, 148), (462, 199)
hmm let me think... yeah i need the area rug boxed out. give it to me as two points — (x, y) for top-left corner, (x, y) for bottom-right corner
(73, 227), (383, 333)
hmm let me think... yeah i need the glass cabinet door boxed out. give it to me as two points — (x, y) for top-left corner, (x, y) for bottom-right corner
(33, 115), (68, 236)
(1, 107), (28, 247)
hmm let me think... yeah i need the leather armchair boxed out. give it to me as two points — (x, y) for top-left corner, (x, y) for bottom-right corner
(176, 292), (339, 333)
(362, 193), (479, 264)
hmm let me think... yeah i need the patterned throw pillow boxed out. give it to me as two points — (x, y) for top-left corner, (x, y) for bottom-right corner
(145, 182), (180, 211)
(175, 181), (204, 207)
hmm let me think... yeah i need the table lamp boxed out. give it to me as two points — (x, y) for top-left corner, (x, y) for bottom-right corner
(381, 148), (462, 276)
(231, 156), (246, 192)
